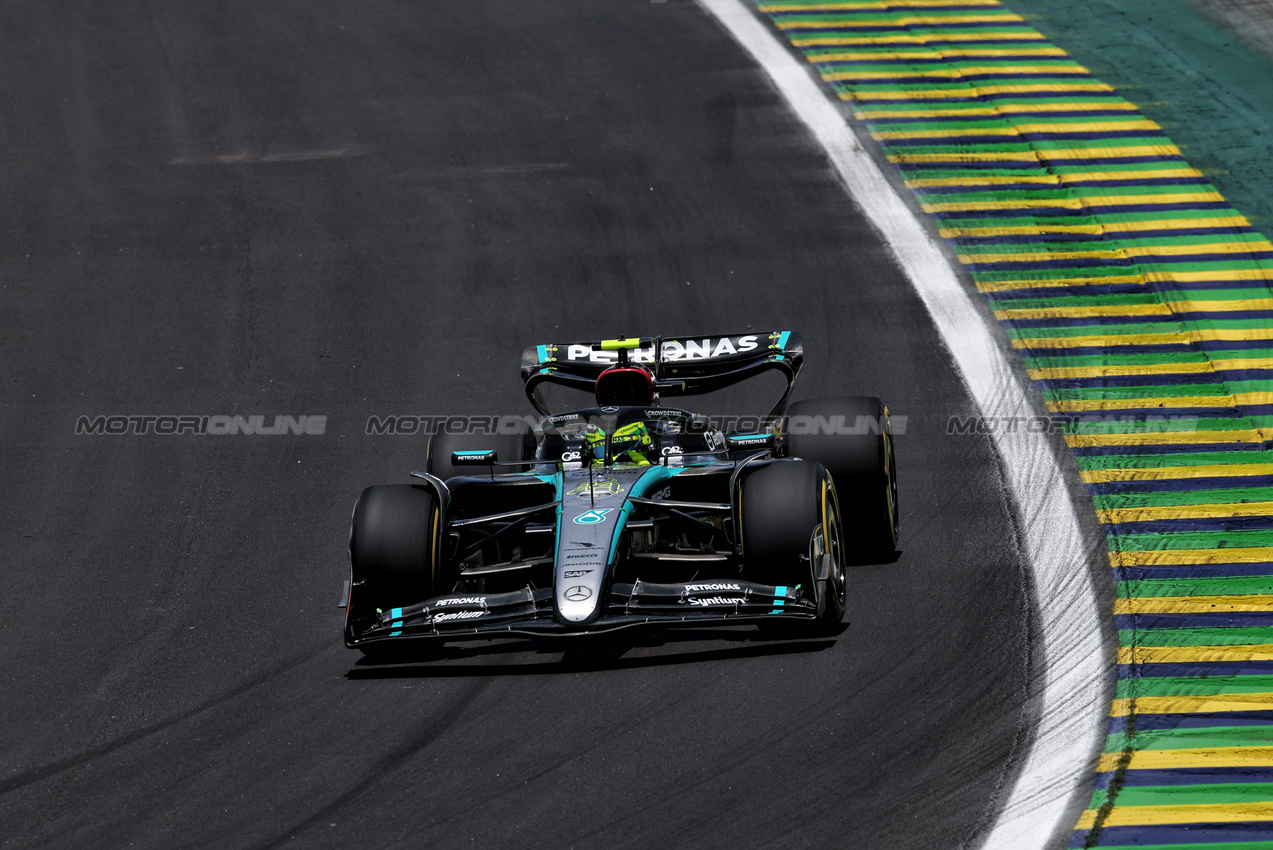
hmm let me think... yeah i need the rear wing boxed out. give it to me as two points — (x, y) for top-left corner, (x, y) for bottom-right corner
(520, 331), (803, 415)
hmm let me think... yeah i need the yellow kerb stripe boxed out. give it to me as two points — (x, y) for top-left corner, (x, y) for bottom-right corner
(1051, 392), (1273, 412)
(1013, 328), (1273, 349)
(837, 49), (1070, 63)
(1110, 549), (1273, 567)
(760, 0), (1007, 8)
(1119, 643), (1273, 664)
(980, 267), (1271, 292)
(1035, 359), (1273, 379)
(1035, 362), (1213, 379)
(848, 83), (1113, 100)
(1086, 462), (1273, 483)
(793, 33), (1047, 46)
(1001, 304), (1172, 320)
(861, 101), (1132, 118)
(895, 144), (1180, 163)
(1097, 746), (1273, 773)
(1101, 502), (1273, 524)
(1214, 356), (1273, 370)
(1065, 429), (1269, 448)
(971, 244), (1272, 265)
(909, 168), (1201, 187)
(1143, 268), (1273, 283)
(944, 215), (1248, 237)
(874, 121), (1157, 139)
(1112, 692), (1273, 715)
(981, 275), (1148, 291)
(777, 15), (1025, 29)
(923, 192), (1225, 213)
(829, 66), (1088, 82)
(1076, 800), (1273, 829)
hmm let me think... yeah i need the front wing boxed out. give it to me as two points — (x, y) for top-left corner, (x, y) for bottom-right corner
(348, 580), (817, 646)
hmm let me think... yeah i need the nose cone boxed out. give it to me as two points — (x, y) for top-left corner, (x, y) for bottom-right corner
(556, 469), (635, 625)
(554, 507), (613, 624)
(557, 582), (600, 622)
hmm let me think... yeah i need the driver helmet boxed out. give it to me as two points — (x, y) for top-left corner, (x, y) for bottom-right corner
(584, 421), (654, 465)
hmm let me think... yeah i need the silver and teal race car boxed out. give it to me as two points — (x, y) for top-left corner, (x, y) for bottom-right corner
(342, 331), (898, 657)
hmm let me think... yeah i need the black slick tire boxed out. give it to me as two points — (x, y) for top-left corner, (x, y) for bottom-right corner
(785, 396), (898, 558)
(344, 484), (437, 655)
(741, 460), (843, 632)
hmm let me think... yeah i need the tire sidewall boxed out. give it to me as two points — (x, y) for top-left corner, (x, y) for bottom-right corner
(345, 484), (437, 644)
(785, 396), (897, 556)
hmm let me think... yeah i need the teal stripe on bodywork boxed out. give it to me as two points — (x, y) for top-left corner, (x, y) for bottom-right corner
(608, 465), (681, 566)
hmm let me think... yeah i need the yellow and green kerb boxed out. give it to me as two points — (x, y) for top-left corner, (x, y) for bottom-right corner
(755, 0), (1273, 845)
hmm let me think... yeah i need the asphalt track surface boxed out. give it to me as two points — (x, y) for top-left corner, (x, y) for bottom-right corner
(0, 2), (1051, 847)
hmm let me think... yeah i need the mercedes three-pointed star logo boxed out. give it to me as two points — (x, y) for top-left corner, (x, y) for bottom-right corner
(563, 585), (593, 602)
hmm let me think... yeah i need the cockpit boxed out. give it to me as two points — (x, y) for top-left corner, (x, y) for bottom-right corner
(536, 364), (723, 468)
(538, 406), (723, 469)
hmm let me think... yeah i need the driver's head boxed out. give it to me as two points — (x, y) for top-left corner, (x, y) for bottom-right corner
(584, 421), (654, 465)
(595, 366), (655, 406)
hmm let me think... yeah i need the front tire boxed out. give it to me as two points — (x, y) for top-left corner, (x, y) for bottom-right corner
(344, 484), (438, 650)
(741, 460), (845, 632)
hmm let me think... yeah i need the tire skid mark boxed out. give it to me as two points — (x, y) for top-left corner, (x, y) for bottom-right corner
(248, 678), (492, 850)
(0, 642), (329, 797)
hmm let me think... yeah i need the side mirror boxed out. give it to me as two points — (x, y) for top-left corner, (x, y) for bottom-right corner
(451, 450), (497, 466)
(726, 433), (775, 452)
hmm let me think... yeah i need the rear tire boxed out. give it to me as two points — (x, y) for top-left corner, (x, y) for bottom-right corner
(344, 485), (437, 648)
(785, 396), (898, 558)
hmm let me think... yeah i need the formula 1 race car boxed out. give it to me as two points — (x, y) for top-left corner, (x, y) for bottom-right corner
(342, 331), (898, 656)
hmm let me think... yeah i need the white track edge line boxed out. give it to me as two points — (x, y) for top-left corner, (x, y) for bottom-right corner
(697, 1), (1107, 846)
